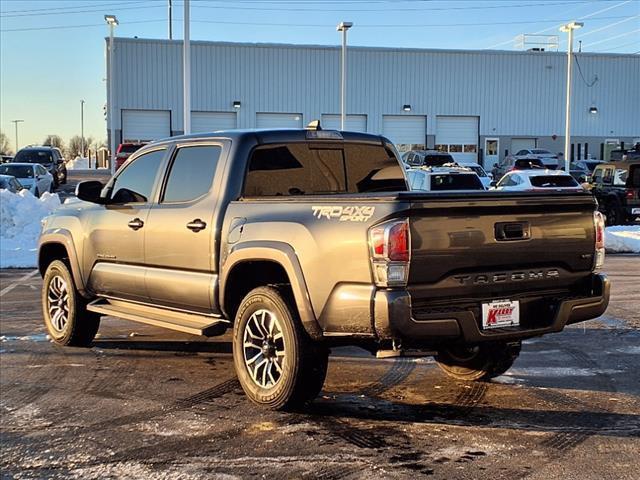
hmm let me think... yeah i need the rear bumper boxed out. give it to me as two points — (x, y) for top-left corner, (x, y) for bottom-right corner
(374, 273), (610, 345)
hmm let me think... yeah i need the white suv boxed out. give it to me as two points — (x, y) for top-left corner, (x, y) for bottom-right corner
(406, 166), (485, 192)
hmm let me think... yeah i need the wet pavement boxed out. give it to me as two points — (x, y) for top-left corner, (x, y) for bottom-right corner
(0, 181), (639, 479)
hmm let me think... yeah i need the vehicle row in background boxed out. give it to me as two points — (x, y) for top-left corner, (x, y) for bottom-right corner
(406, 165), (485, 192)
(591, 160), (640, 225)
(11, 146), (67, 187)
(493, 169), (583, 193)
(0, 163), (54, 197)
(401, 150), (493, 188)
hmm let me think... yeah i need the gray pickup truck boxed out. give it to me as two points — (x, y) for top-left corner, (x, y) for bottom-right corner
(38, 126), (610, 410)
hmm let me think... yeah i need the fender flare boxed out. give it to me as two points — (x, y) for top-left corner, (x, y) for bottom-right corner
(38, 231), (88, 297)
(220, 240), (322, 340)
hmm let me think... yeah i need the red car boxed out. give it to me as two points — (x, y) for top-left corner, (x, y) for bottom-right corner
(115, 142), (146, 170)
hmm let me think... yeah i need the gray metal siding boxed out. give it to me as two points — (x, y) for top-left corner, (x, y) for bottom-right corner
(111, 38), (640, 137)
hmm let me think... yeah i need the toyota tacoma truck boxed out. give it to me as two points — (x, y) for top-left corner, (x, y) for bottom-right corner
(38, 126), (610, 410)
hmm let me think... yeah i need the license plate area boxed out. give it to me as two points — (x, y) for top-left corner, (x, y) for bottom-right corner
(482, 299), (520, 329)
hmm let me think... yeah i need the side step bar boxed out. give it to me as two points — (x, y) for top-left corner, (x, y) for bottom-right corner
(87, 298), (229, 337)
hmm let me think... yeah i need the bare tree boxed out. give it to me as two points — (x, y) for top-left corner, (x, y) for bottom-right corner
(68, 135), (94, 159)
(43, 135), (64, 150)
(0, 131), (12, 155)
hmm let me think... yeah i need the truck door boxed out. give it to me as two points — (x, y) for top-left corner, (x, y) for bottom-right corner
(85, 147), (167, 302)
(143, 143), (223, 313)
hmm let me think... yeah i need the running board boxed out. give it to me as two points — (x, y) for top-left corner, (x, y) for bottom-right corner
(87, 298), (229, 337)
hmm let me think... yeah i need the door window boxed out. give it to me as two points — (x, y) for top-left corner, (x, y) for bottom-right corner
(163, 145), (221, 203)
(485, 140), (498, 156)
(602, 168), (614, 185)
(110, 149), (166, 204)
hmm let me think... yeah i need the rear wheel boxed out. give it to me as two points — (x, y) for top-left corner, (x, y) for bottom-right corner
(42, 260), (100, 347)
(436, 342), (521, 381)
(232, 286), (328, 410)
(603, 199), (623, 226)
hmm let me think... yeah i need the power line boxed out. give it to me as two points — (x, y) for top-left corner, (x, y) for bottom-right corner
(574, 56), (598, 87)
(575, 14), (640, 38)
(0, 19), (165, 33)
(0, 1), (160, 15)
(0, 2), (164, 18)
(592, 39), (640, 52)
(587, 28), (640, 46)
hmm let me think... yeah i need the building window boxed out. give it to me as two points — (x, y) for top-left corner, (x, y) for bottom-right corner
(449, 144), (463, 153)
(435, 144), (448, 152)
(463, 144), (477, 153)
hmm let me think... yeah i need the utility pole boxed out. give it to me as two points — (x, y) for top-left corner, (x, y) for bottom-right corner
(80, 99), (85, 158)
(105, 15), (119, 174)
(11, 119), (24, 151)
(560, 21), (583, 172)
(337, 22), (353, 131)
(168, 0), (173, 40)
(183, 0), (191, 134)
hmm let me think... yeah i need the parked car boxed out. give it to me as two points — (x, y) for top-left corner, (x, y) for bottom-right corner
(115, 142), (146, 170)
(403, 150), (455, 168)
(12, 146), (67, 186)
(493, 170), (583, 193)
(407, 166), (485, 191)
(458, 162), (493, 188)
(1, 155), (13, 164)
(590, 160), (640, 225)
(39, 126), (608, 410)
(492, 157), (546, 179)
(510, 148), (560, 169)
(569, 160), (604, 183)
(0, 163), (54, 197)
(0, 174), (24, 193)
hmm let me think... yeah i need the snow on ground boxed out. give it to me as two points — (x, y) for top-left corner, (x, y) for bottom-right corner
(66, 157), (89, 170)
(605, 225), (640, 254)
(0, 189), (60, 268)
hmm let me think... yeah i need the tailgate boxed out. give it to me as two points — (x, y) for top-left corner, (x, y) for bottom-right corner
(402, 191), (597, 301)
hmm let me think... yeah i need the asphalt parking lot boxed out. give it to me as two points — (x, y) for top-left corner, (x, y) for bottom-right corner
(1, 173), (639, 480)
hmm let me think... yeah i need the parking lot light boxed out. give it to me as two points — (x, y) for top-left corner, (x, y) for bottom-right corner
(560, 21), (583, 172)
(337, 21), (353, 131)
(589, 106), (598, 114)
(105, 14), (118, 174)
(403, 104), (412, 112)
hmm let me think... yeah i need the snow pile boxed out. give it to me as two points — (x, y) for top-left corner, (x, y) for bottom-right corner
(0, 189), (61, 268)
(66, 157), (89, 170)
(605, 226), (640, 254)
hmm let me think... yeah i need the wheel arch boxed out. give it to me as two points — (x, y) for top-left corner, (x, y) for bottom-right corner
(38, 233), (88, 297)
(220, 241), (322, 340)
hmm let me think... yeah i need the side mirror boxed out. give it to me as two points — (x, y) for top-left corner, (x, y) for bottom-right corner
(76, 180), (104, 204)
(490, 180), (497, 187)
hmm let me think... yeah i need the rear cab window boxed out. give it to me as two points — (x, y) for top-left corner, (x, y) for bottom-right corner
(429, 173), (484, 191)
(243, 142), (406, 196)
(530, 176), (579, 188)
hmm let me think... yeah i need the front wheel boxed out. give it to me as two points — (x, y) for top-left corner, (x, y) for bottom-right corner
(232, 286), (328, 410)
(42, 260), (100, 347)
(436, 342), (521, 381)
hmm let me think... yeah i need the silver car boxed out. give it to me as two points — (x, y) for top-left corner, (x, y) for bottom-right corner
(0, 163), (54, 197)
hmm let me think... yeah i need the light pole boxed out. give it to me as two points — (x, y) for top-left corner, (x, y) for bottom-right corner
(183, 0), (191, 135)
(11, 119), (24, 151)
(105, 14), (118, 174)
(560, 21), (583, 172)
(168, 0), (173, 40)
(80, 99), (85, 158)
(337, 21), (353, 131)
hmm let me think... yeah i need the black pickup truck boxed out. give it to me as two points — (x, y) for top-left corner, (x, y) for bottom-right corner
(38, 126), (610, 410)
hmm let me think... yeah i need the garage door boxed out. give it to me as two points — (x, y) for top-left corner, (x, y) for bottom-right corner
(382, 115), (426, 151)
(436, 116), (479, 162)
(321, 114), (367, 132)
(256, 113), (303, 129)
(191, 112), (237, 133)
(510, 138), (537, 154)
(122, 110), (171, 142)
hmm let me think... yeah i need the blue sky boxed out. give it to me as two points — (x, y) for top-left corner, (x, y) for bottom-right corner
(1, 0), (638, 150)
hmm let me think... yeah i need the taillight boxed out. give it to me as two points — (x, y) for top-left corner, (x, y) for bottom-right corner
(593, 210), (605, 271)
(626, 188), (635, 200)
(369, 219), (410, 287)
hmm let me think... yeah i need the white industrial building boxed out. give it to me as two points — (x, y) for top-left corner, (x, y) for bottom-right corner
(107, 37), (640, 167)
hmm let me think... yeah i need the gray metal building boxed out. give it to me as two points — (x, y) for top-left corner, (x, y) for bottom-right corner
(108, 37), (640, 167)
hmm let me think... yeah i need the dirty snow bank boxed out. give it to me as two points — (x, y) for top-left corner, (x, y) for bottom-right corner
(605, 225), (640, 254)
(66, 157), (89, 170)
(0, 189), (60, 268)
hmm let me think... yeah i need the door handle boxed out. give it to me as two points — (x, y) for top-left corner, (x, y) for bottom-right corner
(128, 218), (144, 230)
(186, 219), (207, 232)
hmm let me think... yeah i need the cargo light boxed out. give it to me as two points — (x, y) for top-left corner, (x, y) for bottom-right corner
(593, 210), (605, 271)
(369, 218), (410, 287)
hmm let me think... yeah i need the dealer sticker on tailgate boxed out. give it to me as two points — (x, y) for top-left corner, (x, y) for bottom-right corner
(482, 300), (520, 329)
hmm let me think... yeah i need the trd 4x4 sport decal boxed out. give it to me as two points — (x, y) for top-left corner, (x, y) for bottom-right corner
(312, 205), (375, 222)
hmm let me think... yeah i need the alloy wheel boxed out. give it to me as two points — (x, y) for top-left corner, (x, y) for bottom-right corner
(47, 275), (69, 332)
(242, 309), (286, 388)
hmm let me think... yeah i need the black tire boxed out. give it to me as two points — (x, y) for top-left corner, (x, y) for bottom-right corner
(42, 260), (100, 347)
(33, 187), (40, 198)
(49, 183), (54, 193)
(232, 286), (328, 410)
(603, 199), (623, 226)
(435, 342), (521, 381)
(61, 173), (67, 185)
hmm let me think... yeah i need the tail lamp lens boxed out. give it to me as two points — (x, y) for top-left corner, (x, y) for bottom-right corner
(369, 219), (410, 287)
(594, 210), (605, 270)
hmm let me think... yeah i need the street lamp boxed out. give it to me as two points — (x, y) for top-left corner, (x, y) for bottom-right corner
(559, 21), (583, 172)
(337, 21), (353, 130)
(183, 0), (191, 135)
(10, 119), (24, 151)
(80, 99), (85, 159)
(105, 14), (118, 174)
